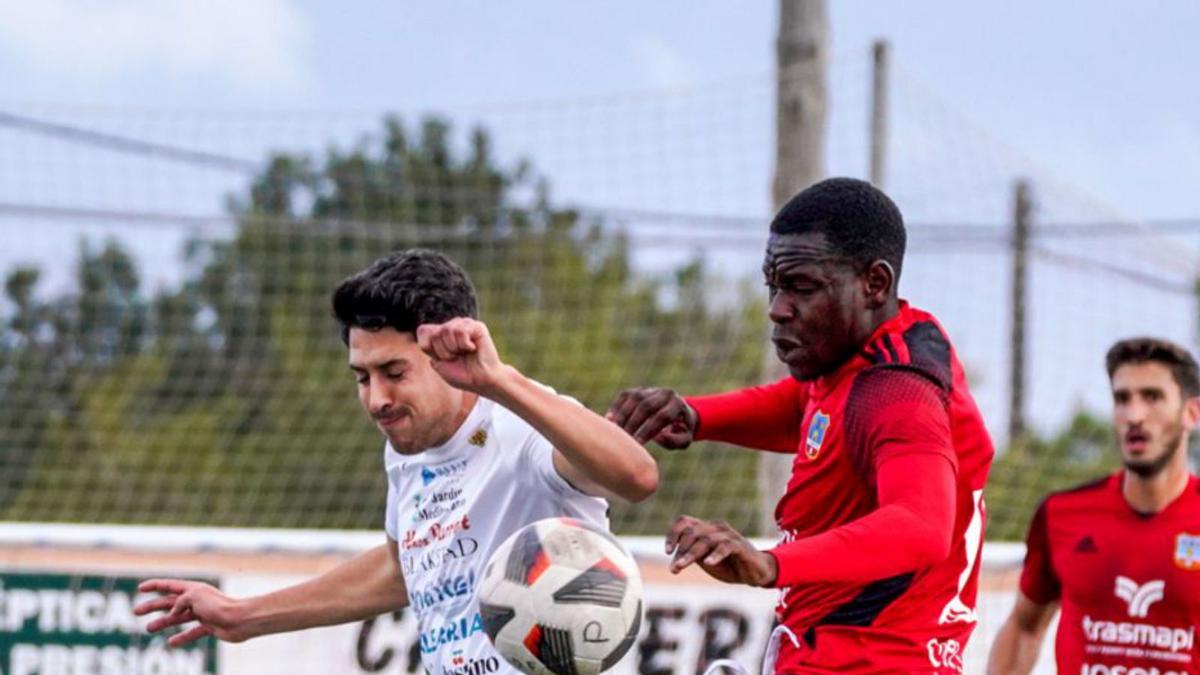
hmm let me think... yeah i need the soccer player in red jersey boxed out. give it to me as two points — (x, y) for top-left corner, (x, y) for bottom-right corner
(988, 338), (1200, 675)
(608, 178), (995, 673)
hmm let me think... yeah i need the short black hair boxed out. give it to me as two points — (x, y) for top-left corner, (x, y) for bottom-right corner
(332, 249), (478, 344)
(770, 177), (906, 284)
(1106, 337), (1200, 399)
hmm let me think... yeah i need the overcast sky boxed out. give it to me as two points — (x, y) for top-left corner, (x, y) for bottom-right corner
(1, 0), (1198, 219)
(1, 0), (1199, 438)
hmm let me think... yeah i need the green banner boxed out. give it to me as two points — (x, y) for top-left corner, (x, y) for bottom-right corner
(0, 571), (218, 675)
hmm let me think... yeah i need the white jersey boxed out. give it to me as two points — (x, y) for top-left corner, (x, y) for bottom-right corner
(384, 395), (609, 675)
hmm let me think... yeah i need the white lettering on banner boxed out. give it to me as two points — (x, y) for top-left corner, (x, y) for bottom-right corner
(10, 644), (210, 675)
(1080, 665), (1187, 675)
(0, 589), (144, 634)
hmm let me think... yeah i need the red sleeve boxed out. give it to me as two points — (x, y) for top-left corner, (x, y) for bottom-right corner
(767, 452), (956, 585)
(684, 377), (806, 453)
(845, 367), (957, 482)
(1018, 500), (1060, 604)
(766, 369), (957, 586)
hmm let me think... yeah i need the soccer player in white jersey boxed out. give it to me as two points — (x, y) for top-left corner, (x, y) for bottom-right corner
(134, 249), (659, 674)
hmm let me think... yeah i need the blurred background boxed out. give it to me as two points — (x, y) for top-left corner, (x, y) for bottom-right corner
(1, 2), (1198, 673)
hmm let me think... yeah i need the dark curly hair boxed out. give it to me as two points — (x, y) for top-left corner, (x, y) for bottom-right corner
(770, 177), (906, 286)
(1106, 337), (1200, 399)
(332, 249), (478, 344)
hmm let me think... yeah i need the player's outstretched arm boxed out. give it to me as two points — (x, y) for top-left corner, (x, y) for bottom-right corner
(608, 378), (807, 453)
(605, 387), (698, 449)
(134, 540), (407, 647)
(986, 593), (1057, 675)
(417, 319), (658, 502)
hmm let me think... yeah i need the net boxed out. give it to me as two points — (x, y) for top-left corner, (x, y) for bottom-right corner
(0, 56), (1197, 542)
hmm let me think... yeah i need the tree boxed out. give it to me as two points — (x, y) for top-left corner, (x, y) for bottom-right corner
(1, 117), (766, 533)
(0, 241), (148, 513)
(985, 411), (1118, 541)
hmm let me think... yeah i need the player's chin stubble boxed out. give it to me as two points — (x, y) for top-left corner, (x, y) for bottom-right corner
(1123, 426), (1184, 478)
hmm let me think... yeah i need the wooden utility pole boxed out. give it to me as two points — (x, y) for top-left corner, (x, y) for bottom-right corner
(759, 0), (828, 536)
(772, 0), (829, 207)
(869, 40), (890, 188)
(1008, 180), (1033, 447)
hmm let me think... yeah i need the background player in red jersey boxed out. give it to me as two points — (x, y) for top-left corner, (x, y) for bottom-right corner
(608, 178), (995, 673)
(988, 338), (1200, 675)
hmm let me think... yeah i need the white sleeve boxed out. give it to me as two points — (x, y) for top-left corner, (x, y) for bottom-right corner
(516, 412), (611, 528)
(514, 391), (591, 497)
(384, 467), (400, 540)
(521, 430), (580, 496)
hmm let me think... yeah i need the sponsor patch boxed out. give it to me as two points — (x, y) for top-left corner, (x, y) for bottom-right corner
(1114, 576), (1165, 618)
(421, 459), (469, 486)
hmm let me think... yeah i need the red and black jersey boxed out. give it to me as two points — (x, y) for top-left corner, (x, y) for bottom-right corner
(1021, 472), (1200, 674)
(687, 302), (994, 673)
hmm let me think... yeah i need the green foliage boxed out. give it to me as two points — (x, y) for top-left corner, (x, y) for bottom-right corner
(0, 117), (766, 533)
(0, 242), (149, 511)
(985, 411), (1119, 541)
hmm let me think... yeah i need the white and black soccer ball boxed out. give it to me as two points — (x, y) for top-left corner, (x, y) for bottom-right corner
(478, 517), (643, 675)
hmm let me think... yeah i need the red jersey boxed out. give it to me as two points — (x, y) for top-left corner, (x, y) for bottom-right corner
(1021, 472), (1200, 675)
(687, 302), (994, 673)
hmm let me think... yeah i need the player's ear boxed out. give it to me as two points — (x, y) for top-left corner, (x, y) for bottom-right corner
(1183, 395), (1200, 431)
(861, 259), (895, 309)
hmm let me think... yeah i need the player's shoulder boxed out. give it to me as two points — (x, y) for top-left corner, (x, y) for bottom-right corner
(1040, 473), (1119, 513)
(860, 310), (954, 392)
(847, 364), (948, 414)
(481, 398), (529, 443)
(487, 388), (581, 447)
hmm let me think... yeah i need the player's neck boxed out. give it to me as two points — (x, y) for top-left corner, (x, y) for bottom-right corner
(425, 392), (479, 450)
(852, 298), (901, 349)
(872, 297), (900, 327)
(1122, 456), (1190, 514)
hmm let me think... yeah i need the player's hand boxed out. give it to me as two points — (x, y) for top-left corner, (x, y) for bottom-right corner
(665, 515), (777, 587)
(606, 387), (698, 449)
(417, 318), (506, 395)
(134, 579), (248, 646)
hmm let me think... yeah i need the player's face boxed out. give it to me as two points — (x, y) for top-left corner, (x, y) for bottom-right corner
(763, 231), (872, 380)
(348, 326), (469, 454)
(1110, 361), (1199, 478)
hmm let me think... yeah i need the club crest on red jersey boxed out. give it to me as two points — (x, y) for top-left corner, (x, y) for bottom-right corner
(805, 411), (830, 459)
(1175, 533), (1200, 571)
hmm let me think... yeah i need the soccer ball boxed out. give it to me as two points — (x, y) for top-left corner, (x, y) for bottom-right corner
(477, 517), (643, 675)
